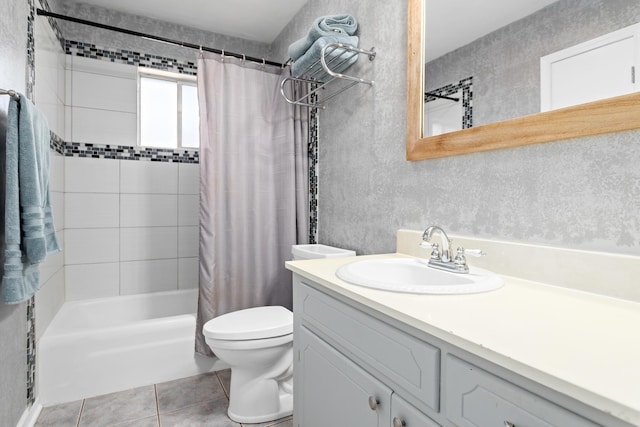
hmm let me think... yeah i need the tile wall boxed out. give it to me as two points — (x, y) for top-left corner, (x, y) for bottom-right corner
(64, 158), (199, 300)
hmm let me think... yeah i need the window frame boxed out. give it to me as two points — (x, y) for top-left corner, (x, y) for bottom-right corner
(137, 68), (198, 150)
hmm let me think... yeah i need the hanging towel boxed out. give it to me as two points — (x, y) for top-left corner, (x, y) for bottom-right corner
(292, 36), (360, 82)
(288, 14), (358, 61)
(2, 93), (60, 304)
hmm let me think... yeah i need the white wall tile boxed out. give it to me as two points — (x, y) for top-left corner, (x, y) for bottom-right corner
(65, 55), (73, 104)
(65, 157), (119, 193)
(65, 228), (119, 265)
(178, 195), (199, 226)
(65, 193), (119, 229)
(64, 105), (72, 141)
(178, 226), (198, 258)
(120, 259), (178, 295)
(178, 257), (198, 290)
(120, 227), (177, 261)
(120, 161), (178, 194)
(65, 263), (119, 301)
(178, 163), (199, 194)
(35, 268), (65, 341)
(120, 194), (178, 227)
(69, 55), (136, 79)
(50, 153), (65, 192)
(71, 70), (136, 113)
(50, 191), (64, 232)
(71, 107), (136, 146)
(39, 233), (64, 285)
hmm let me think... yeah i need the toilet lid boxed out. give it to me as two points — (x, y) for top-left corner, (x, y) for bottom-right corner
(203, 306), (293, 341)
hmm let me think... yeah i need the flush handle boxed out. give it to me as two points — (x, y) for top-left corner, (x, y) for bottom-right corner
(368, 395), (379, 410)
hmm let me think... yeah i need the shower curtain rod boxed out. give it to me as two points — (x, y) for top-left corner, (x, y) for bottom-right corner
(36, 9), (285, 68)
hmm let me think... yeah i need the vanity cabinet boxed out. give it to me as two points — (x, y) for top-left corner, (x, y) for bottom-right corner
(294, 279), (441, 427)
(292, 274), (621, 427)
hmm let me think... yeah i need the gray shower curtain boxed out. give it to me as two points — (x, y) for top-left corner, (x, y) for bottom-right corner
(195, 52), (309, 356)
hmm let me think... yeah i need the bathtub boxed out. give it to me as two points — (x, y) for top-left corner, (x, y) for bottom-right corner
(38, 289), (225, 405)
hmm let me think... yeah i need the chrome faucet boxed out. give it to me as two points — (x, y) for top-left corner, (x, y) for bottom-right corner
(422, 225), (452, 262)
(421, 225), (485, 274)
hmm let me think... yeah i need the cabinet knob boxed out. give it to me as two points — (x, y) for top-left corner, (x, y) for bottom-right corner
(368, 395), (379, 410)
(504, 422), (515, 427)
(392, 416), (406, 427)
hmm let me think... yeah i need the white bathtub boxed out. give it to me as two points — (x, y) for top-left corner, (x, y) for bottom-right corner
(38, 289), (224, 405)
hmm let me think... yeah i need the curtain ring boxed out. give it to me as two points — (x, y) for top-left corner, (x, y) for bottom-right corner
(262, 58), (266, 68)
(221, 49), (225, 62)
(242, 54), (246, 62)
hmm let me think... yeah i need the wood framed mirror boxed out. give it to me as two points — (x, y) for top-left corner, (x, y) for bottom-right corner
(406, 0), (640, 161)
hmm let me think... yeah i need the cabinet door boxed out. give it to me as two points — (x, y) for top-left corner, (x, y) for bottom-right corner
(296, 326), (392, 427)
(391, 394), (441, 427)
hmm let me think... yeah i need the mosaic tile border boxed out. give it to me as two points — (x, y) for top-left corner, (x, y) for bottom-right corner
(425, 76), (473, 129)
(49, 131), (65, 154)
(308, 90), (319, 244)
(66, 40), (198, 76)
(66, 142), (199, 163)
(26, 0), (37, 407)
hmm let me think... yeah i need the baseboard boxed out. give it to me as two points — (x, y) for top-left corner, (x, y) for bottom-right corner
(15, 399), (42, 427)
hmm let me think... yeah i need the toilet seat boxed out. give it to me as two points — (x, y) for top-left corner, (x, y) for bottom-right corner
(203, 306), (293, 341)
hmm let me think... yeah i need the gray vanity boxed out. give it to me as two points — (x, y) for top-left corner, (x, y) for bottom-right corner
(286, 250), (639, 427)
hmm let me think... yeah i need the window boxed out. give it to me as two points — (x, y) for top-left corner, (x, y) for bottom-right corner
(138, 69), (199, 149)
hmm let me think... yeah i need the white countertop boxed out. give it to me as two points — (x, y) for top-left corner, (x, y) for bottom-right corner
(286, 253), (640, 426)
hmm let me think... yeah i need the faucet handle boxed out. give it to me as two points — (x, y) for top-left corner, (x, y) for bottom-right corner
(454, 247), (466, 266)
(463, 248), (486, 257)
(429, 243), (441, 261)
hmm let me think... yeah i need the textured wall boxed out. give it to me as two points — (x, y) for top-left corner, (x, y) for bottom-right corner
(0, 0), (29, 424)
(271, 0), (640, 258)
(426, 0), (640, 126)
(53, 0), (274, 65)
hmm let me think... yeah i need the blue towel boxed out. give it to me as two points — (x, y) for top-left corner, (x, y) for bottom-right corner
(2, 93), (60, 304)
(288, 14), (358, 61)
(292, 36), (360, 82)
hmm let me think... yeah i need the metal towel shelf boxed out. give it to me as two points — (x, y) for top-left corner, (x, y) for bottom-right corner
(280, 43), (376, 109)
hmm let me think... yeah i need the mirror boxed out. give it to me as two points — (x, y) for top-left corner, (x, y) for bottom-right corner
(406, 0), (640, 160)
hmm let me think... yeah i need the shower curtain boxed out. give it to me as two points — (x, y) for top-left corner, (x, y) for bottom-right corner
(195, 52), (309, 356)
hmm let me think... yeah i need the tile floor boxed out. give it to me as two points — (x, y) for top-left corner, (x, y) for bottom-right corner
(34, 370), (293, 427)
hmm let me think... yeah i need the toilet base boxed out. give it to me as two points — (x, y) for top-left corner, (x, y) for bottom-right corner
(228, 391), (293, 424)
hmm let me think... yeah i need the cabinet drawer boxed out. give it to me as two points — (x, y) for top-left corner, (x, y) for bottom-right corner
(297, 283), (440, 413)
(445, 355), (599, 427)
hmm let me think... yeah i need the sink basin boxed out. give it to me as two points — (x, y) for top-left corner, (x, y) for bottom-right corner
(335, 258), (504, 294)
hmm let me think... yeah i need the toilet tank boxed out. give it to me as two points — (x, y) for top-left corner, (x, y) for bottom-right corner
(291, 244), (356, 260)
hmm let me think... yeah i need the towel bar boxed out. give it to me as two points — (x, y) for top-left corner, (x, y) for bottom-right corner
(280, 43), (376, 108)
(0, 89), (20, 101)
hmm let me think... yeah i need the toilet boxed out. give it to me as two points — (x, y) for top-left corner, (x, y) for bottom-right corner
(203, 305), (294, 423)
(203, 244), (356, 423)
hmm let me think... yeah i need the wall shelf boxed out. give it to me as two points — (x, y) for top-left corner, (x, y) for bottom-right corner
(280, 42), (376, 109)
